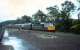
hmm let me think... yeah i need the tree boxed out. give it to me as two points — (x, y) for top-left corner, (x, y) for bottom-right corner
(77, 0), (80, 10)
(61, 1), (76, 31)
(47, 5), (61, 24)
(21, 15), (32, 23)
(76, 0), (80, 22)
(61, 1), (75, 20)
(16, 18), (23, 24)
(61, 1), (76, 20)
(61, 1), (75, 13)
(33, 10), (47, 22)
(47, 5), (60, 18)
(77, 0), (80, 2)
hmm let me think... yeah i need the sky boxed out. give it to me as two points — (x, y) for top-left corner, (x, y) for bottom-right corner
(0, 0), (79, 22)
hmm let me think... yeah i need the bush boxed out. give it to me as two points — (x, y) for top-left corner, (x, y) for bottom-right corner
(55, 22), (65, 31)
(71, 24), (80, 34)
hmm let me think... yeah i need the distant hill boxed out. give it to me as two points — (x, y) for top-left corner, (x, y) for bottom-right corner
(0, 20), (17, 27)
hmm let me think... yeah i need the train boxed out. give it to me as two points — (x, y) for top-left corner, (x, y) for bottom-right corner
(5, 23), (55, 32)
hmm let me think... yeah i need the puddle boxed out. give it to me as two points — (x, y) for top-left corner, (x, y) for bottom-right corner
(2, 29), (39, 50)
